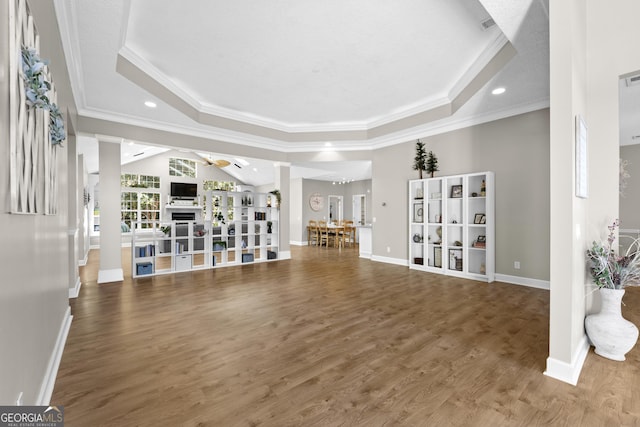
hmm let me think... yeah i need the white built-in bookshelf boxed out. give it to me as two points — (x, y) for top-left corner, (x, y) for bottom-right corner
(408, 172), (495, 282)
(131, 190), (279, 278)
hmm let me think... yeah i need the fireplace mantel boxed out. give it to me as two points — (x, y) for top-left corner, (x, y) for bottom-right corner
(165, 204), (202, 211)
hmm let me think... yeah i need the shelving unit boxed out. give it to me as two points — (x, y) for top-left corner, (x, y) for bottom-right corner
(131, 189), (279, 278)
(408, 172), (494, 282)
(209, 190), (279, 268)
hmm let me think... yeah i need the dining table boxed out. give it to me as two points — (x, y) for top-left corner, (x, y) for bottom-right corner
(307, 223), (354, 248)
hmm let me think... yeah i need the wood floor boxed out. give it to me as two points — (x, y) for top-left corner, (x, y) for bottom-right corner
(52, 246), (640, 426)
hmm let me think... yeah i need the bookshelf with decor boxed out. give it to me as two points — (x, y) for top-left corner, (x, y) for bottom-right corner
(408, 172), (494, 282)
(131, 189), (279, 277)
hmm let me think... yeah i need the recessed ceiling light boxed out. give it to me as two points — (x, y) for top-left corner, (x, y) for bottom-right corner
(253, 168), (258, 172)
(144, 101), (157, 108)
(491, 87), (506, 95)
(325, 142), (332, 146)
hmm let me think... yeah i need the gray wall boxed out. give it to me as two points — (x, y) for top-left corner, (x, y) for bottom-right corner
(0, 1), (75, 404)
(289, 179), (372, 244)
(372, 109), (550, 280)
(343, 180), (372, 225)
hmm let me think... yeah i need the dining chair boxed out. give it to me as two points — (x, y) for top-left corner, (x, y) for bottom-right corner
(341, 220), (355, 248)
(318, 220), (332, 247)
(308, 220), (319, 246)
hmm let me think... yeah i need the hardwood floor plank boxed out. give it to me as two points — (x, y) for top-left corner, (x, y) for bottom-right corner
(51, 246), (640, 426)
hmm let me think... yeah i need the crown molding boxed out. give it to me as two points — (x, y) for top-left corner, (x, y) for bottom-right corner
(53, 0), (87, 109)
(77, 106), (291, 152)
(369, 98), (550, 150)
(116, 33), (513, 137)
(448, 33), (510, 102)
(76, 95), (549, 156)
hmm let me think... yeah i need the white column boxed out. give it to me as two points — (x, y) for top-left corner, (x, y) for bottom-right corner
(98, 138), (123, 283)
(67, 133), (81, 297)
(275, 163), (291, 259)
(77, 153), (89, 266)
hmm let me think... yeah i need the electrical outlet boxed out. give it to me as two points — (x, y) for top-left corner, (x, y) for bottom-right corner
(386, 246), (391, 253)
(16, 392), (23, 406)
(514, 261), (520, 269)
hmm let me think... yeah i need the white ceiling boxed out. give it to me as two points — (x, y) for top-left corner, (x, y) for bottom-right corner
(57, 0), (555, 185)
(121, 0), (498, 128)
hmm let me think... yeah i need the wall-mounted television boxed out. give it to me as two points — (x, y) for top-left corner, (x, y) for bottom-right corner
(170, 182), (197, 199)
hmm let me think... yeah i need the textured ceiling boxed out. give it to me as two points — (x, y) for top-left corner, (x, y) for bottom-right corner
(57, 0), (553, 184)
(122, 0), (498, 128)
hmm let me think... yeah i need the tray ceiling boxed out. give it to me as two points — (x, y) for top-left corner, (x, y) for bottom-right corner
(57, 0), (551, 149)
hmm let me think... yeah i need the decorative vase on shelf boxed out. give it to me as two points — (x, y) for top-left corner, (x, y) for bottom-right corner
(585, 288), (639, 361)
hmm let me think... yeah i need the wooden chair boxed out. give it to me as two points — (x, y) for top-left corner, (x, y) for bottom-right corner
(341, 220), (355, 248)
(318, 220), (333, 247)
(308, 220), (319, 246)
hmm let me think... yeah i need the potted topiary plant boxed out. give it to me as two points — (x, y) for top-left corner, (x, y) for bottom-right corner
(585, 219), (640, 360)
(413, 139), (427, 179)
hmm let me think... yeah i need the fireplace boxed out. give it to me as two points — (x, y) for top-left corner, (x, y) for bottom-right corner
(172, 212), (196, 221)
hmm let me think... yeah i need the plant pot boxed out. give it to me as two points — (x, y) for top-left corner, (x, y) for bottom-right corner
(585, 288), (639, 361)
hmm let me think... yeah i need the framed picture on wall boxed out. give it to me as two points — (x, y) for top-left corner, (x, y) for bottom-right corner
(450, 185), (463, 198)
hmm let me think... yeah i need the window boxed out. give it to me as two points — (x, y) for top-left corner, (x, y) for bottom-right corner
(202, 181), (236, 219)
(203, 180), (236, 191)
(121, 191), (161, 230)
(120, 174), (162, 230)
(121, 173), (160, 189)
(121, 191), (138, 229)
(139, 192), (161, 228)
(169, 158), (197, 178)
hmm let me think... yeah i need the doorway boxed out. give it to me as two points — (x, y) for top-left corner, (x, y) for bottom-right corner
(352, 194), (366, 225)
(328, 195), (343, 224)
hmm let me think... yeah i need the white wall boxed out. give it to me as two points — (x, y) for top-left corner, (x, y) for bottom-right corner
(546, 0), (640, 385)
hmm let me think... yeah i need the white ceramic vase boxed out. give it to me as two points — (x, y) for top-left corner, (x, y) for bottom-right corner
(585, 288), (639, 361)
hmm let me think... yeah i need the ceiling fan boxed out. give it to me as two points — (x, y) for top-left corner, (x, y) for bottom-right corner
(199, 154), (230, 168)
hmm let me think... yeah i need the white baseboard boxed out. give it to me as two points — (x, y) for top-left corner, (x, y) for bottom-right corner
(360, 251), (372, 259)
(98, 268), (124, 284)
(69, 277), (81, 298)
(290, 240), (307, 246)
(544, 334), (590, 386)
(36, 306), (72, 405)
(78, 250), (88, 267)
(495, 274), (550, 290)
(371, 255), (409, 266)
(279, 251), (292, 260)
